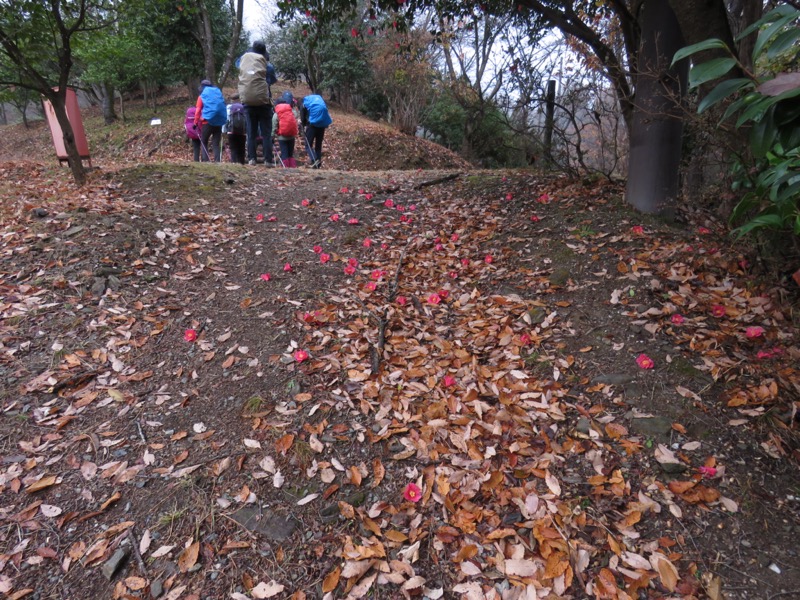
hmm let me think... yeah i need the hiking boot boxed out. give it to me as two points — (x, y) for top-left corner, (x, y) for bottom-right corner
(248, 159), (256, 166)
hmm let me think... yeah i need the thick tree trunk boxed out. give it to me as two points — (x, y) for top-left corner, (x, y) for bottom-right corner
(625, 0), (688, 219)
(198, 0), (216, 83)
(101, 81), (116, 124)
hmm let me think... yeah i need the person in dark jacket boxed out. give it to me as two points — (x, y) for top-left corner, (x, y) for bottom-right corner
(237, 40), (278, 166)
(300, 94), (332, 169)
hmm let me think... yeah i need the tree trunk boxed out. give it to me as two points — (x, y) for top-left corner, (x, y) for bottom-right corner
(46, 90), (87, 185)
(218, 0), (244, 87)
(543, 79), (556, 167)
(197, 0), (216, 83)
(101, 81), (116, 124)
(117, 89), (125, 121)
(624, 0), (688, 219)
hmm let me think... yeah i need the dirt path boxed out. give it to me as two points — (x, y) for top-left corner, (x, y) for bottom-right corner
(0, 161), (798, 600)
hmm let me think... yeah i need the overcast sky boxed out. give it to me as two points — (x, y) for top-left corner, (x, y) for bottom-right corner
(242, 0), (276, 38)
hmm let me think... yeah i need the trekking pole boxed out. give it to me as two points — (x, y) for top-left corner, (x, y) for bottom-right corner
(272, 139), (285, 168)
(302, 129), (317, 167)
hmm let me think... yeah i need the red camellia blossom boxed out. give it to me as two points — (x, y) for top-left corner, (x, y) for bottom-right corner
(364, 193), (373, 200)
(530, 215), (540, 222)
(396, 296), (407, 306)
(636, 354), (654, 369)
(294, 350), (309, 362)
(365, 282), (377, 292)
(384, 199), (394, 208)
(435, 243), (444, 251)
(443, 375), (456, 387)
(427, 293), (441, 305)
(698, 466), (717, 478)
(537, 193), (550, 203)
(757, 349), (773, 359)
(267, 215), (277, 222)
(711, 304), (726, 318)
(284, 263), (292, 272)
(698, 226), (711, 234)
(461, 258), (470, 266)
(631, 225), (644, 235)
(403, 483), (422, 503)
(438, 290), (449, 299)
(505, 193), (513, 201)
(396, 205), (405, 211)
(745, 326), (764, 338)
(671, 314), (684, 325)
(399, 215), (408, 222)
(485, 255), (493, 264)
(320, 253), (330, 264)
(350, 27), (358, 37)
(313, 245), (323, 254)
(344, 265), (356, 275)
(451, 233), (459, 241)
(330, 214), (340, 222)
(301, 199), (310, 207)
(347, 258), (358, 268)
(184, 329), (198, 342)
(520, 334), (531, 346)
(448, 271), (458, 279)
(409, 204), (417, 211)
(381, 243), (389, 250)
(256, 214), (264, 222)
(340, 187), (349, 193)
(260, 273), (271, 281)
(371, 269), (386, 280)
(348, 218), (359, 225)
(363, 238), (373, 248)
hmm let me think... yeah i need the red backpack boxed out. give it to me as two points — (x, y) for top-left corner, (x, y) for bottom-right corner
(275, 103), (298, 137)
(184, 107), (200, 139)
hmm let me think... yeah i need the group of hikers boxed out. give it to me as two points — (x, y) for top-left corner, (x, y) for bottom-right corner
(184, 40), (332, 169)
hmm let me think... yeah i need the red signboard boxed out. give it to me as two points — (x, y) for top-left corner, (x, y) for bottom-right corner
(42, 88), (91, 166)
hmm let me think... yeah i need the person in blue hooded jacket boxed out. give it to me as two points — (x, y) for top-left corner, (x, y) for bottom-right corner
(300, 94), (332, 169)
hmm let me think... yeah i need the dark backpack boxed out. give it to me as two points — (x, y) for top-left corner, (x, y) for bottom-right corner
(227, 103), (247, 135)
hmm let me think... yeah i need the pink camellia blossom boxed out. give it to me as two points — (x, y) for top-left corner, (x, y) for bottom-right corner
(698, 226), (711, 234)
(399, 215), (408, 222)
(340, 187), (349, 193)
(396, 296), (407, 306)
(461, 258), (470, 266)
(403, 483), (422, 503)
(302, 312), (316, 323)
(256, 214), (264, 222)
(520, 334), (531, 346)
(330, 214), (340, 222)
(350, 27), (358, 37)
(405, 217), (413, 224)
(184, 329), (198, 342)
(381, 243), (389, 250)
(443, 375), (456, 387)
(364, 282), (377, 292)
(711, 304), (726, 318)
(364, 193), (373, 200)
(396, 204), (405, 211)
(363, 238), (373, 248)
(294, 350), (309, 362)
(409, 204), (417, 211)
(267, 215), (277, 222)
(631, 225), (644, 235)
(358, 188), (365, 194)
(757, 349), (773, 359)
(448, 271), (458, 279)
(505, 193), (513, 201)
(698, 466), (717, 478)
(284, 263), (292, 272)
(451, 233), (459, 242)
(435, 243), (444, 251)
(348, 258), (359, 267)
(258, 198), (265, 204)
(260, 273), (271, 281)
(485, 255), (493, 264)
(745, 326), (764, 338)
(344, 265), (356, 275)
(636, 354), (655, 369)
(530, 215), (540, 222)
(301, 199), (310, 207)
(438, 290), (449, 299)
(384, 199), (394, 208)
(313, 245), (323, 254)
(348, 218), (359, 225)
(671, 314), (685, 325)
(371, 269), (386, 280)
(537, 193), (550, 203)
(320, 253), (331, 264)
(427, 293), (441, 305)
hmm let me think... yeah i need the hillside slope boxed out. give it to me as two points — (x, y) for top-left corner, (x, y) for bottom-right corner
(0, 84), (472, 172)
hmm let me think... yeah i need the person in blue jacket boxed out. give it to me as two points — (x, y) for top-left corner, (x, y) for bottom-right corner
(300, 94), (332, 169)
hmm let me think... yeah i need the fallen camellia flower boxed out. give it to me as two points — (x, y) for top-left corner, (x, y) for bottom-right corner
(284, 263), (292, 272)
(671, 314), (685, 325)
(711, 304), (726, 318)
(636, 354), (654, 369)
(294, 350), (309, 362)
(443, 375), (456, 387)
(362, 238), (373, 248)
(698, 466), (717, 478)
(403, 483), (422, 503)
(745, 326), (764, 338)
(260, 273), (271, 281)
(320, 253), (330, 264)
(313, 245), (323, 254)
(427, 293), (441, 305)
(184, 329), (198, 342)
